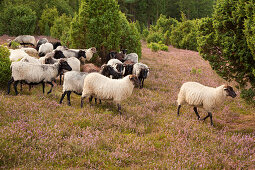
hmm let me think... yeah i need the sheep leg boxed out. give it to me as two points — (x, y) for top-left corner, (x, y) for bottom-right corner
(193, 107), (200, 120)
(7, 77), (14, 94)
(13, 81), (19, 95)
(89, 96), (93, 103)
(141, 78), (144, 88)
(202, 112), (213, 126)
(59, 91), (67, 104)
(177, 105), (181, 116)
(29, 85), (32, 91)
(20, 82), (23, 92)
(117, 103), (122, 114)
(42, 82), (45, 94)
(47, 82), (54, 94)
(67, 91), (71, 106)
(59, 74), (62, 85)
(81, 96), (85, 108)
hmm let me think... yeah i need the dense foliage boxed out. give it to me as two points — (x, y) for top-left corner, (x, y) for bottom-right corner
(39, 7), (59, 36)
(50, 14), (72, 40)
(170, 18), (198, 51)
(198, 0), (255, 101)
(0, 46), (11, 87)
(0, 5), (37, 36)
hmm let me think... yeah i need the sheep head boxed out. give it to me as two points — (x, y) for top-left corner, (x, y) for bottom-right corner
(59, 59), (72, 71)
(223, 85), (237, 98)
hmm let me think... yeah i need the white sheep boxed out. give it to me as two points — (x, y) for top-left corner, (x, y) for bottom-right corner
(60, 65), (122, 106)
(132, 62), (149, 88)
(36, 38), (48, 51)
(9, 35), (36, 47)
(7, 59), (72, 95)
(124, 53), (138, 63)
(81, 73), (140, 113)
(59, 71), (89, 106)
(85, 47), (97, 61)
(20, 47), (38, 56)
(107, 58), (124, 73)
(38, 42), (53, 57)
(9, 49), (30, 62)
(177, 82), (237, 126)
(20, 55), (41, 64)
(55, 46), (68, 51)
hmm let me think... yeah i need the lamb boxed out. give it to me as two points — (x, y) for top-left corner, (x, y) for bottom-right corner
(9, 49), (30, 62)
(81, 73), (140, 114)
(177, 82), (237, 126)
(107, 59), (125, 73)
(124, 53), (138, 63)
(60, 65), (122, 106)
(132, 62), (149, 88)
(9, 35), (36, 47)
(7, 59), (72, 95)
(35, 38), (48, 51)
(38, 42), (53, 57)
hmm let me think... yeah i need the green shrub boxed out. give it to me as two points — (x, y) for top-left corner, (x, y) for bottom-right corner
(0, 5), (37, 36)
(0, 45), (11, 88)
(148, 42), (160, 52)
(119, 12), (141, 58)
(147, 42), (168, 52)
(39, 7), (59, 35)
(142, 28), (149, 40)
(9, 41), (20, 49)
(50, 14), (72, 39)
(170, 19), (198, 51)
(198, 0), (255, 102)
(146, 31), (164, 44)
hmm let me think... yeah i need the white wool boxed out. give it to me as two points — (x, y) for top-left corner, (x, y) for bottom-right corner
(36, 38), (48, 45)
(85, 48), (95, 61)
(132, 62), (149, 77)
(11, 62), (60, 83)
(9, 49), (30, 62)
(39, 43), (53, 55)
(55, 46), (68, 51)
(177, 82), (228, 112)
(62, 50), (79, 58)
(20, 56), (41, 64)
(21, 47), (38, 55)
(38, 57), (46, 64)
(63, 71), (88, 94)
(125, 53), (138, 63)
(66, 57), (80, 71)
(13, 35), (36, 46)
(82, 73), (135, 103)
(107, 59), (123, 72)
(107, 59), (123, 66)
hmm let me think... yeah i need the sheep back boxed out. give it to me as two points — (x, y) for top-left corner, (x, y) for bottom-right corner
(82, 73), (134, 102)
(63, 71), (88, 94)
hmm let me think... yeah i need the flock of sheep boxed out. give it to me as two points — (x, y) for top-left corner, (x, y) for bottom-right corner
(5, 35), (237, 126)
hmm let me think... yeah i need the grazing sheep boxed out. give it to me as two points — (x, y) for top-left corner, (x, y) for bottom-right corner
(9, 49), (30, 62)
(36, 38), (48, 51)
(60, 65), (122, 106)
(7, 59), (72, 95)
(9, 35), (36, 47)
(124, 53), (138, 63)
(177, 82), (237, 126)
(107, 59), (124, 73)
(132, 63), (149, 88)
(81, 73), (140, 114)
(38, 42), (53, 57)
